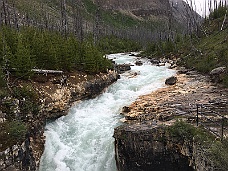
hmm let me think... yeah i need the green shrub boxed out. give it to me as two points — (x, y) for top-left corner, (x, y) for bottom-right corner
(12, 34), (35, 78)
(209, 6), (228, 19)
(7, 120), (27, 140)
(0, 88), (8, 98)
(222, 75), (228, 88)
(0, 26), (114, 76)
(209, 139), (228, 171)
(168, 120), (197, 141)
(12, 86), (39, 116)
(168, 121), (228, 170)
(0, 68), (6, 88)
(0, 120), (27, 151)
(168, 120), (215, 143)
(13, 85), (38, 101)
(98, 35), (142, 54)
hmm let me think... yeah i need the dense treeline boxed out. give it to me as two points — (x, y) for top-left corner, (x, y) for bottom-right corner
(0, 25), (143, 85)
(98, 35), (142, 54)
(0, 26), (115, 79)
(140, 39), (177, 58)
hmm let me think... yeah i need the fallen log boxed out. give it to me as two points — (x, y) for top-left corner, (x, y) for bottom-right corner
(31, 69), (63, 74)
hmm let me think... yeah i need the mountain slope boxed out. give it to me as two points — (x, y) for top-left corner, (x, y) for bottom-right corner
(1, 0), (200, 42)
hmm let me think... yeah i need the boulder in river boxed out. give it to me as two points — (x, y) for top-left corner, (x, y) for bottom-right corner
(116, 64), (131, 73)
(150, 58), (160, 65)
(135, 60), (143, 66)
(129, 53), (136, 56)
(122, 106), (131, 113)
(158, 63), (165, 66)
(165, 76), (177, 85)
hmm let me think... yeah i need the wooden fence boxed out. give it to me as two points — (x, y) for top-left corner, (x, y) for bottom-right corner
(196, 102), (228, 141)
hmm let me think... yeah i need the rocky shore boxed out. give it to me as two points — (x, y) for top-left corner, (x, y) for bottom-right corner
(121, 69), (227, 123)
(114, 67), (228, 171)
(0, 70), (119, 171)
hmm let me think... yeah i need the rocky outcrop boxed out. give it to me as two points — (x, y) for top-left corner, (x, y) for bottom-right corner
(41, 70), (118, 119)
(210, 66), (226, 83)
(114, 124), (194, 171)
(0, 70), (119, 171)
(114, 124), (214, 171)
(0, 119), (45, 171)
(121, 70), (228, 123)
(135, 60), (143, 66)
(150, 58), (160, 65)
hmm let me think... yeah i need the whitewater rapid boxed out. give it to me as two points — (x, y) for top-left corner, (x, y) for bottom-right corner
(39, 53), (176, 171)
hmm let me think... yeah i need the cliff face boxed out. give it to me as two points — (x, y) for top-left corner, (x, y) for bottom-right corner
(100, 0), (170, 20)
(101, 0), (169, 10)
(114, 124), (213, 171)
(99, 0), (201, 26)
(114, 124), (193, 171)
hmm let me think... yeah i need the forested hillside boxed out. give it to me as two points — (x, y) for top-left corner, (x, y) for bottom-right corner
(1, 0), (200, 42)
(141, 4), (228, 87)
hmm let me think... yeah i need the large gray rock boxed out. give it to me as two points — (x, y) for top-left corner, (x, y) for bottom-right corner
(116, 64), (131, 73)
(150, 58), (160, 65)
(122, 106), (131, 113)
(210, 67), (226, 75)
(135, 60), (143, 66)
(210, 67), (226, 83)
(165, 76), (177, 85)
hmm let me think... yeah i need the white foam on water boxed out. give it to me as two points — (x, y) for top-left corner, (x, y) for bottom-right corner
(39, 53), (176, 171)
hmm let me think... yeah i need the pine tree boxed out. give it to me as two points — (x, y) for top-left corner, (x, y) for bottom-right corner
(13, 34), (35, 78)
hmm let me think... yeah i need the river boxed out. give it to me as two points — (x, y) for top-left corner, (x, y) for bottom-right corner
(39, 53), (176, 171)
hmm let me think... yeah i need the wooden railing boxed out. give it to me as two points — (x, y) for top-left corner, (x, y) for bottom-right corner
(196, 102), (228, 141)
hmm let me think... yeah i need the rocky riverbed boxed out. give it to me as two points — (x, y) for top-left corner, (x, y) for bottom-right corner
(1, 56), (227, 170)
(114, 67), (228, 171)
(0, 70), (119, 171)
(121, 69), (228, 124)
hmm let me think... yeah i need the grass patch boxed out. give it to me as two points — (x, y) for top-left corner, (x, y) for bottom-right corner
(0, 120), (27, 151)
(168, 120), (228, 171)
(209, 139), (228, 171)
(168, 120), (215, 143)
(12, 85), (40, 118)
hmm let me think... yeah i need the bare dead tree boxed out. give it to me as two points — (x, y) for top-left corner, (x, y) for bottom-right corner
(72, 0), (84, 42)
(167, 0), (174, 42)
(61, 0), (68, 36)
(2, 0), (9, 26)
(12, 0), (19, 30)
(221, 6), (228, 31)
(0, 0), (3, 26)
(93, 1), (102, 45)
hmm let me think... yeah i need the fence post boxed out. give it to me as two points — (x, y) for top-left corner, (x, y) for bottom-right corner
(196, 104), (199, 126)
(221, 117), (224, 142)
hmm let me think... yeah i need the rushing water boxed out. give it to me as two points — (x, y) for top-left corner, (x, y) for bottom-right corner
(39, 53), (176, 171)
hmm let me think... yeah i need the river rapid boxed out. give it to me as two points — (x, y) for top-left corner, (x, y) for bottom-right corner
(39, 53), (176, 171)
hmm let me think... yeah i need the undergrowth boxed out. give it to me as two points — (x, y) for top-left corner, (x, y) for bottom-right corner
(168, 121), (228, 171)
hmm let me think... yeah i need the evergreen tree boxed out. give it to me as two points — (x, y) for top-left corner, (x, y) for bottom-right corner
(13, 34), (35, 78)
(2, 26), (18, 54)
